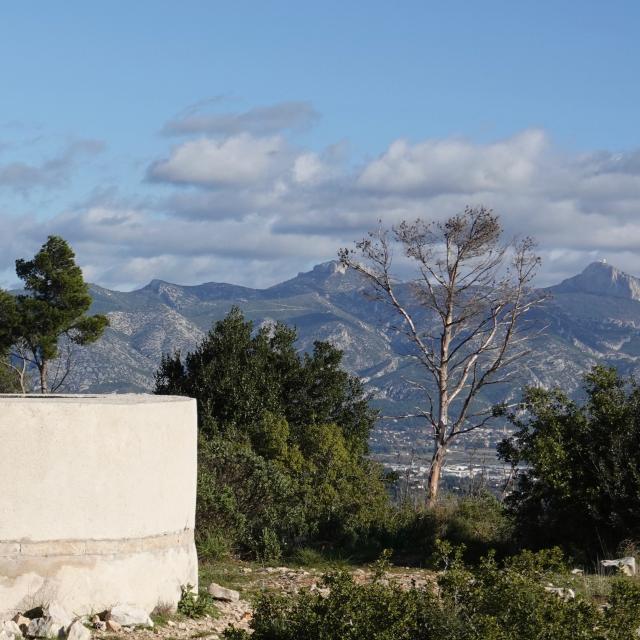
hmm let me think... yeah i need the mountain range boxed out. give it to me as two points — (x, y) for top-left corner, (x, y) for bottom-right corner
(59, 259), (640, 436)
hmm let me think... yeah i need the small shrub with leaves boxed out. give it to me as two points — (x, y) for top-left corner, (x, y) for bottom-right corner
(224, 549), (640, 640)
(177, 584), (219, 618)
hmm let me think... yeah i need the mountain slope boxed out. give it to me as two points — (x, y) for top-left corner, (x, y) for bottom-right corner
(53, 260), (640, 440)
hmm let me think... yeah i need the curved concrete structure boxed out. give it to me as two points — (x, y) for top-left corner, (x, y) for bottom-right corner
(0, 394), (198, 617)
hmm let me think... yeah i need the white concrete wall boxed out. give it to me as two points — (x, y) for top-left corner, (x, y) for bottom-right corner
(0, 394), (198, 617)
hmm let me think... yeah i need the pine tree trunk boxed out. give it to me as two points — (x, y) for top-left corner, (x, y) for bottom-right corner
(39, 361), (48, 394)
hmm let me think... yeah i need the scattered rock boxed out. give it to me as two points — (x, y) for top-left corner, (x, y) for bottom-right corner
(571, 568), (584, 575)
(66, 621), (91, 640)
(26, 618), (62, 639)
(544, 586), (576, 600)
(208, 583), (240, 602)
(25, 603), (72, 639)
(89, 617), (105, 632)
(44, 606), (71, 629)
(601, 557), (637, 576)
(106, 606), (153, 628)
(11, 616), (30, 633)
(166, 621), (176, 628)
(105, 620), (121, 633)
(1, 621), (23, 640)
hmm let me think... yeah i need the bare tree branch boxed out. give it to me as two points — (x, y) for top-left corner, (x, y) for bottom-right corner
(340, 207), (545, 505)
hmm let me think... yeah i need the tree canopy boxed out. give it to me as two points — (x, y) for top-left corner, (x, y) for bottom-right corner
(155, 307), (389, 559)
(0, 235), (108, 392)
(155, 306), (375, 456)
(499, 366), (640, 558)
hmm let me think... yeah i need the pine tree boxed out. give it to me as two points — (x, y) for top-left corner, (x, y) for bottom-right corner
(11, 235), (109, 392)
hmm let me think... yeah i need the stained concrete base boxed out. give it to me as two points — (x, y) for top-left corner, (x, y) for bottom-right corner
(0, 530), (198, 617)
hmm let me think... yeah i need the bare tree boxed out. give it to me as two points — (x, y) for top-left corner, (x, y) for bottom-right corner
(7, 340), (31, 394)
(339, 207), (543, 506)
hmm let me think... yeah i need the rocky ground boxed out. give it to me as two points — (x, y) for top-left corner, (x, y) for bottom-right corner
(1, 563), (436, 640)
(109, 563), (436, 639)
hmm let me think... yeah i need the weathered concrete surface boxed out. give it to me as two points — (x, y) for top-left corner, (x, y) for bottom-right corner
(0, 394), (198, 617)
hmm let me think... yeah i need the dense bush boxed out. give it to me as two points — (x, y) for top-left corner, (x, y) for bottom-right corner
(356, 493), (513, 566)
(433, 493), (513, 560)
(224, 548), (640, 640)
(156, 308), (392, 559)
(499, 366), (640, 558)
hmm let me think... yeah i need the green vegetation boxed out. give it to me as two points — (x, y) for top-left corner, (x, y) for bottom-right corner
(499, 365), (640, 559)
(0, 236), (108, 392)
(157, 310), (640, 635)
(224, 548), (640, 640)
(0, 354), (21, 393)
(156, 307), (391, 560)
(176, 584), (219, 618)
(156, 307), (517, 565)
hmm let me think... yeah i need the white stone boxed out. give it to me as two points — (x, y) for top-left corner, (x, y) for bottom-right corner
(25, 602), (74, 638)
(66, 621), (91, 640)
(208, 583), (240, 602)
(107, 605), (153, 628)
(12, 615), (29, 630)
(1, 621), (22, 640)
(105, 620), (121, 633)
(544, 586), (576, 600)
(26, 618), (63, 639)
(601, 557), (637, 576)
(43, 604), (72, 630)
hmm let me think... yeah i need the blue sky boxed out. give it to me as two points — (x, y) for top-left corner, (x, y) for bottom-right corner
(1, 1), (640, 288)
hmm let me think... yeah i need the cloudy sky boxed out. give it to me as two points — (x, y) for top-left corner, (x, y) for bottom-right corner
(1, 1), (640, 290)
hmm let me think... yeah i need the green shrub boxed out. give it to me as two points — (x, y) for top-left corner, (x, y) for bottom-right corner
(604, 578), (640, 639)
(196, 530), (233, 562)
(436, 493), (513, 560)
(360, 494), (513, 567)
(225, 570), (442, 640)
(499, 366), (640, 558)
(225, 549), (640, 640)
(177, 584), (218, 618)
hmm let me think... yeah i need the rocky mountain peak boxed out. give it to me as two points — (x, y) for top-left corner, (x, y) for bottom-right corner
(550, 260), (640, 301)
(266, 260), (359, 296)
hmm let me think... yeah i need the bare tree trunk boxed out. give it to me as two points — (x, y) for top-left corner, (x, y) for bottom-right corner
(8, 356), (28, 394)
(427, 442), (447, 507)
(18, 361), (27, 394)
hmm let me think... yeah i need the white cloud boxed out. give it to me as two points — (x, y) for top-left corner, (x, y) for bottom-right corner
(358, 130), (547, 194)
(148, 134), (288, 186)
(5, 107), (640, 291)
